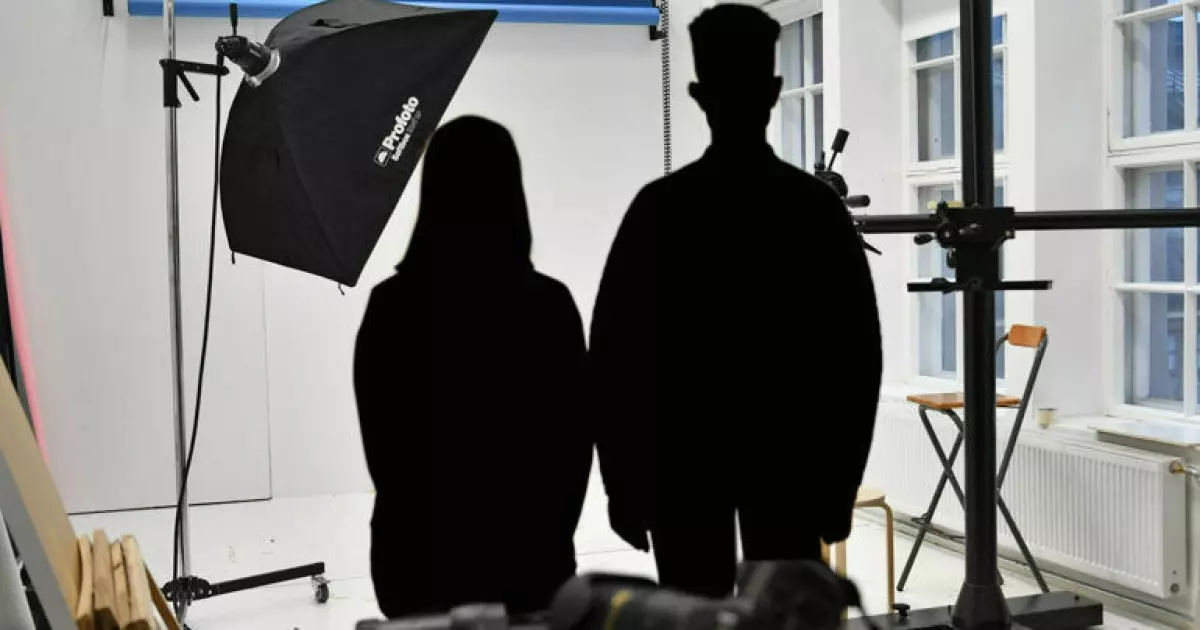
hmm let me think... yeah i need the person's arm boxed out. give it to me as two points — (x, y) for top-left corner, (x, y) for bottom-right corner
(813, 187), (884, 544)
(353, 288), (393, 488)
(589, 186), (655, 550)
(543, 280), (595, 537)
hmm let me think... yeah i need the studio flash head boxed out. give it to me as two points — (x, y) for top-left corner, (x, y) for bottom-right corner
(216, 35), (281, 87)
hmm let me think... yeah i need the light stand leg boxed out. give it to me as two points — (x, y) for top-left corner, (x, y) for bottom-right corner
(162, 0), (192, 621)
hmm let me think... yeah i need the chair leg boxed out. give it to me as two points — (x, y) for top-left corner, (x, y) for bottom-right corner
(881, 502), (895, 612)
(835, 538), (848, 620)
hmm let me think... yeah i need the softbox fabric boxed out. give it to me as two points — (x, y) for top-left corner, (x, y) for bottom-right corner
(220, 0), (496, 286)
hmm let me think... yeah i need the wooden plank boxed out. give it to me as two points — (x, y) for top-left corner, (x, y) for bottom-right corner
(110, 541), (131, 629)
(121, 537), (153, 630)
(145, 566), (181, 630)
(75, 536), (95, 630)
(91, 530), (117, 630)
(0, 361), (78, 628)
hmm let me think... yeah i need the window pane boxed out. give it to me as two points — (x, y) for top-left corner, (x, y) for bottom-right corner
(781, 21), (803, 90)
(996, 182), (1006, 380)
(1125, 0), (1182, 13)
(812, 14), (824, 85)
(1125, 292), (1184, 409)
(917, 30), (954, 62)
(919, 292), (957, 379)
(814, 92), (825, 159)
(993, 54), (1005, 152)
(918, 65), (957, 160)
(1123, 14), (1185, 137)
(992, 15), (1006, 46)
(917, 185), (957, 278)
(1125, 168), (1184, 283)
(781, 97), (806, 169)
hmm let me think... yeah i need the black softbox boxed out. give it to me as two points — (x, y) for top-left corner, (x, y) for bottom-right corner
(220, 0), (496, 286)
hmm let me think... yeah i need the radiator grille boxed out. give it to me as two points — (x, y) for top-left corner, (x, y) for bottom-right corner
(863, 402), (1185, 598)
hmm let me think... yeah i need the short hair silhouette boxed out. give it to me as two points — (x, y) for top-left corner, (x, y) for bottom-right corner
(401, 116), (533, 272)
(688, 5), (783, 139)
(690, 5), (780, 85)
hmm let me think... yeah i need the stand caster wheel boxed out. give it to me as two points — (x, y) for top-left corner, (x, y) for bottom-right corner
(312, 575), (330, 604)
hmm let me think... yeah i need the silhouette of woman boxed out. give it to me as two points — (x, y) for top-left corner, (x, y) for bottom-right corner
(354, 116), (592, 618)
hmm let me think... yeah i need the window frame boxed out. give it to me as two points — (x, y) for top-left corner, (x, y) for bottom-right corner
(1108, 0), (1200, 152)
(776, 10), (825, 172)
(1106, 149), (1200, 422)
(904, 15), (1010, 386)
(906, 19), (1009, 172)
(1105, 0), (1200, 423)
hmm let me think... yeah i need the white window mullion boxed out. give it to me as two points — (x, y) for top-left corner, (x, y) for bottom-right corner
(1185, 165), (1198, 415)
(1186, 4), (1198, 131)
(955, 180), (966, 383)
(802, 17), (817, 168)
(953, 30), (963, 165)
(804, 93), (818, 169)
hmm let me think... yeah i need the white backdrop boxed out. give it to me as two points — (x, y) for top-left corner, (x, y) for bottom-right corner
(0, 0), (709, 512)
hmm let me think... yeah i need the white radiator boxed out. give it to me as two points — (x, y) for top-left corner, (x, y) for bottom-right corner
(863, 401), (1186, 599)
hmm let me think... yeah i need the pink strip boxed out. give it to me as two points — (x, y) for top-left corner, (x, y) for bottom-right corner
(0, 158), (46, 459)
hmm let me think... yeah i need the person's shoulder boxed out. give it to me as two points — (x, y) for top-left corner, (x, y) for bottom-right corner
(528, 272), (577, 303)
(772, 159), (850, 214)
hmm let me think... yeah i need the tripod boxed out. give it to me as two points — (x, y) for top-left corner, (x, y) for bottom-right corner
(157, 1), (328, 623)
(840, 1), (1200, 629)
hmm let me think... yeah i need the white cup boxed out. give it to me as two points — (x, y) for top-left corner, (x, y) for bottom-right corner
(1036, 408), (1057, 429)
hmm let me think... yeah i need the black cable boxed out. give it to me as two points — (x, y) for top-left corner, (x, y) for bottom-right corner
(171, 53), (225, 594)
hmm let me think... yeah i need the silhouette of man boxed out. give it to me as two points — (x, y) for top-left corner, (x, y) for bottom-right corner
(590, 5), (883, 598)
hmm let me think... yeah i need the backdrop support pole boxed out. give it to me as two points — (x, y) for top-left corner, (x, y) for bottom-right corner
(161, 0), (193, 621)
(953, 1), (1008, 629)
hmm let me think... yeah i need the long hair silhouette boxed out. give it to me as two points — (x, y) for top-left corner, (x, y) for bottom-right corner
(356, 115), (591, 618)
(400, 116), (533, 274)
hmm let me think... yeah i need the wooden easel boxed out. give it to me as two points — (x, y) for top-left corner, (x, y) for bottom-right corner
(0, 362), (181, 629)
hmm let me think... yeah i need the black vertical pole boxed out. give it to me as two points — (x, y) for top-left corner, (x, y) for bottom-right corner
(953, 1), (1009, 629)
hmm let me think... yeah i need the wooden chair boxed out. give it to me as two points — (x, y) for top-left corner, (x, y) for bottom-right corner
(900, 324), (1050, 594)
(822, 486), (895, 611)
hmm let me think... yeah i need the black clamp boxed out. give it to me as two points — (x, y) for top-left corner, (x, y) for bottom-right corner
(103, 0), (114, 17)
(909, 201), (1052, 294)
(160, 59), (230, 109)
(649, 0), (665, 40)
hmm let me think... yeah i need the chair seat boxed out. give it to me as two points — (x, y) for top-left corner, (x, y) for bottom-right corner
(855, 486), (886, 507)
(907, 392), (1020, 411)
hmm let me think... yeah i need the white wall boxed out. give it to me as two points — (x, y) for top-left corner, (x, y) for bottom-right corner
(1027, 0), (1107, 416)
(823, 0), (906, 383)
(0, 0), (708, 509)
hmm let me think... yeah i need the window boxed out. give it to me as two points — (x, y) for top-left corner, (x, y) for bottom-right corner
(911, 16), (1006, 163)
(913, 181), (1008, 381)
(1115, 165), (1195, 414)
(1116, 0), (1190, 138)
(908, 16), (1008, 382)
(779, 14), (824, 171)
(1109, 0), (1200, 419)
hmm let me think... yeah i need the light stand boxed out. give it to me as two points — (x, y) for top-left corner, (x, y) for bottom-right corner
(158, 1), (328, 623)
(843, 1), (1200, 629)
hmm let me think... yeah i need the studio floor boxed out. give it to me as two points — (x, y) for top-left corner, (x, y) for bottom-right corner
(70, 493), (1157, 630)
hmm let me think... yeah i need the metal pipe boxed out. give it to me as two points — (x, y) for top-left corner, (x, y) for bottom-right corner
(952, 1), (1009, 628)
(857, 209), (1200, 235)
(162, 0), (192, 620)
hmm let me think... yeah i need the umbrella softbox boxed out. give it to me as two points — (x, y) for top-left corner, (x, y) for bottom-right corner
(220, 0), (496, 286)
